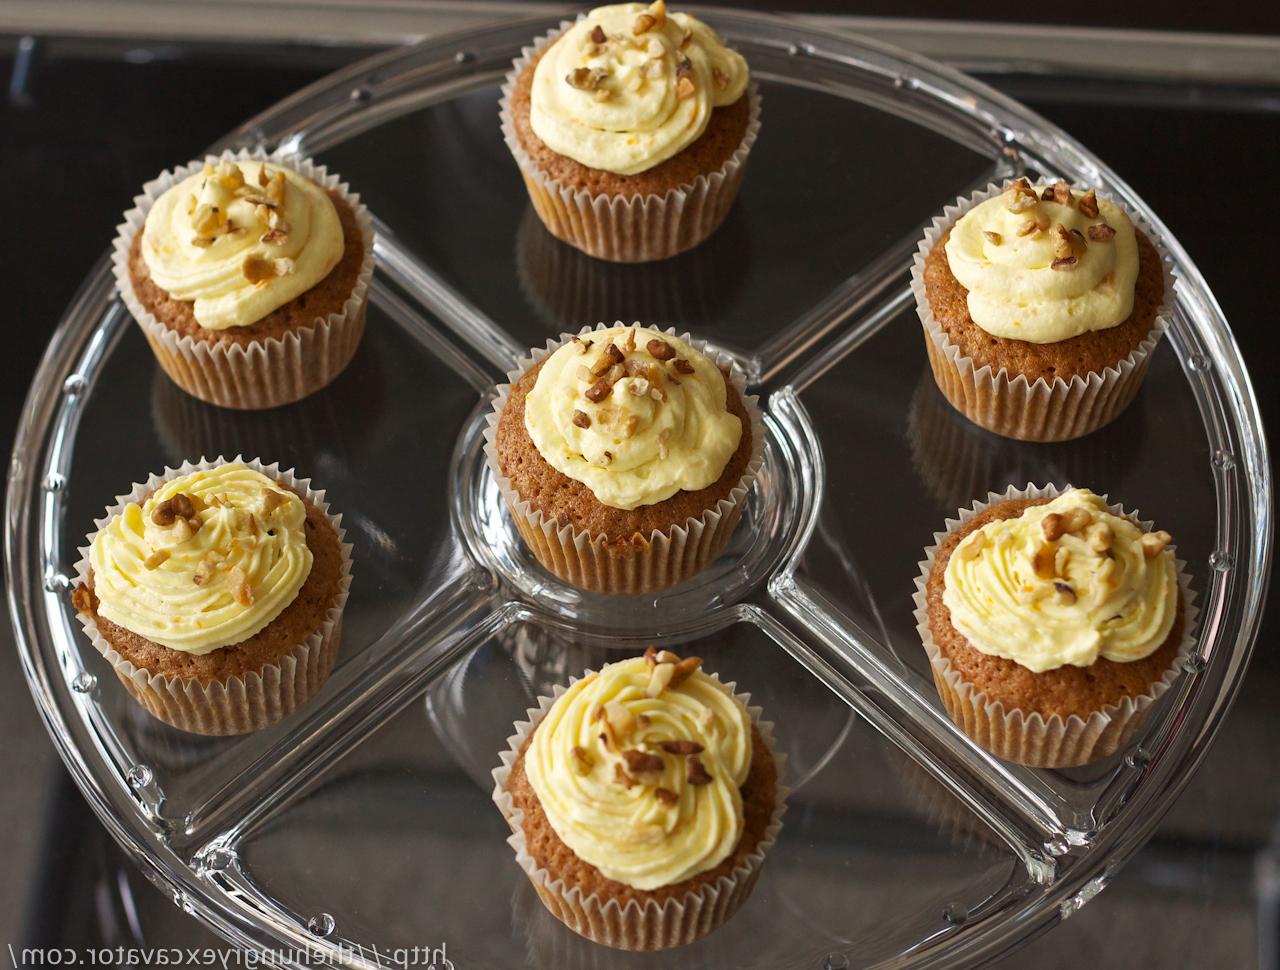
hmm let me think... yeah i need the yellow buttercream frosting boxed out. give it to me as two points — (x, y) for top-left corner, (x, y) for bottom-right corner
(89, 463), (314, 655)
(944, 182), (1138, 344)
(529, 3), (749, 175)
(525, 654), (753, 890)
(942, 489), (1178, 673)
(141, 160), (344, 330)
(523, 326), (743, 511)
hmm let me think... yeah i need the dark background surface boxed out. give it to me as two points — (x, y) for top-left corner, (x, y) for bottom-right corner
(1, 13), (1278, 968)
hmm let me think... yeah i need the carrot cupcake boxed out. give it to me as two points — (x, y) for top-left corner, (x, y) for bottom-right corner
(486, 323), (762, 594)
(501, 2), (761, 262)
(493, 648), (786, 949)
(915, 486), (1194, 768)
(114, 151), (374, 410)
(70, 459), (352, 736)
(912, 179), (1171, 441)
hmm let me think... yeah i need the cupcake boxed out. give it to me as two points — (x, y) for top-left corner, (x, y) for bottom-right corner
(114, 150), (375, 410)
(69, 459), (352, 736)
(492, 648), (786, 949)
(915, 486), (1194, 768)
(912, 179), (1171, 441)
(486, 323), (762, 594)
(501, 2), (761, 263)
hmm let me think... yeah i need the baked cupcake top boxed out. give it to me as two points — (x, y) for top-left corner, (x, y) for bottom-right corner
(943, 488), (1177, 673)
(943, 179), (1138, 344)
(525, 649), (752, 890)
(141, 160), (344, 331)
(530, 2), (748, 175)
(87, 463), (313, 655)
(523, 325), (742, 510)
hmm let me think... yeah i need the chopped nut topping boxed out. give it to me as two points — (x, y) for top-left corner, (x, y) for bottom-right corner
(229, 567), (254, 606)
(643, 645), (658, 667)
(625, 328), (638, 352)
(656, 650), (680, 664)
(686, 756), (712, 785)
(1016, 218), (1039, 237)
(1061, 508), (1093, 534)
(265, 171), (287, 206)
(566, 67), (607, 91)
(1051, 256), (1079, 271)
(643, 57), (665, 79)
(633, 12), (657, 33)
(654, 787), (678, 806)
(590, 24), (606, 44)
(622, 749), (664, 782)
(614, 763), (635, 788)
(191, 236), (215, 249)
(646, 661), (676, 697)
(1077, 188), (1099, 218)
(1141, 530), (1172, 558)
(571, 746), (594, 775)
(591, 343), (625, 376)
(668, 655), (703, 689)
(623, 414), (640, 437)
(257, 166), (270, 188)
(656, 428), (671, 460)
(576, 365), (592, 384)
(645, 337), (675, 360)
(957, 532), (986, 560)
(150, 500), (176, 527)
(660, 740), (704, 755)
(261, 489), (287, 515)
(192, 558), (213, 586)
(143, 550), (170, 570)
(649, 385), (667, 402)
(628, 377), (651, 397)
(170, 493), (195, 518)
(605, 700), (635, 737)
(676, 75), (695, 100)
(1053, 581), (1077, 605)
(1032, 543), (1056, 580)
(984, 230), (1002, 246)
(242, 255), (293, 286)
(260, 227), (289, 246)
(71, 587), (93, 613)
(648, 0), (667, 19)
(1051, 223), (1075, 261)
(675, 57), (692, 78)
(1004, 178), (1039, 213)
(1086, 522), (1113, 554)
(572, 409), (591, 429)
(584, 378), (613, 403)
(712, 67), (729, 91)
(1087, 223), (1116, 242)
(673, 358), (695, 374)
(171, 517), (193, 543)
(593, 88), (613, 102)
(600, 450), (614, 466)
(1042, 513), (1065, 542)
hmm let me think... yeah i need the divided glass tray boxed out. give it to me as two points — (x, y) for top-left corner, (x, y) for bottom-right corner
(6, 10), (1272, 969)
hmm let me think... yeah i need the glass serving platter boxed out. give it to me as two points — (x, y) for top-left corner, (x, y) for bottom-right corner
(5, 10), (1272, 969)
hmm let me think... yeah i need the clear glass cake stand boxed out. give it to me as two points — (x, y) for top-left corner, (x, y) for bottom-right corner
(5, 10), (1272, 969)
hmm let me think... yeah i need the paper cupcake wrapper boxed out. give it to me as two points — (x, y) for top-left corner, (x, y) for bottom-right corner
(71, 456), (354, 736)
(113, 149), (376, 410)
(492, 669), (788, 950)
(911, 182), (1176, 442)
(913, 483), (1197, 768)
(484, 323), (764, 595)
(500, 20), (762, 263)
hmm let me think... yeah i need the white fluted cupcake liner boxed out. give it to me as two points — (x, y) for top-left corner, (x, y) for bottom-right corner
(911, 182), (1176, 442)
(71, 456), (353, 736)
(484, 323), (764, 595)
(913, 483), (1197, 768)
(500, 21), (761, 263)
(113, 148), (376, 410)
(492, 668), (788, 950)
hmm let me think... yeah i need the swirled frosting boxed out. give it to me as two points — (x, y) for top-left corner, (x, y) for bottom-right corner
(943, 180), (1138, 343)
(525, 653), (753, 890)
(523, 326), (742, 510)
(88, 464), (314, 655)
(529, 3), (749, 175)
(141, 160), (344, 330)
(942, 489), (1178, 673)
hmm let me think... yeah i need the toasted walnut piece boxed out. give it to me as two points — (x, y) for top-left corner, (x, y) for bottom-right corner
(266, 171), (287, 206)
(957, 532), (986, 560)
(712, 67), (730, 91)
(628, 377), (651, 398)
(71, 586), (93, 613)
(605, 701), (636, 738)
(143, 550), (170, 570)
(1086, 522), (1113, 553)
(1051, 224), (1075, 261)
(649, 385), (667, 403)
(666, 359), (692, 376)
(571, 409), (591, 430)
(1042, 513), (1065, 542)
(1141, 530), (1172, 558)
(229, 567), (254, 606)
(1088, 223), (1117, 242)
(191, 236), (215, 249)
(623, 415), (640, 437)
(613, 763), (635, 789)
(1053, 581), (1077, 605)
(1052, 180), (1073, 205)
(643, 645), (659, 667)
(243, 255), (280, 286)
(1016, 218), (1039, 237)
(1032, 543), (1056, 580)
(590, 24), (607, 44)
(170, 493), (195, 518)
(660, 739), (704, 755)
(984, 230), (1002, 246)
(273, 257), (296, 277)
(645, 337), (675, 360)
(260, 228), (289, 246)
(622, 749), (664, 781)
(600, 450), (614, 466)
(646, 662), (676, 697)
(687, 756), (712, 785)
(633, 12), (657, 33)
(624, 328), (638, 352)
(668, 655), (703, 689)
(654, 787), (678, 806)
(150, 500), (176, 527)
(676, 75), (695, 100)
(257, 165), (270, 188)
(584, 378), (613, 403)
(570, 746), (594, 775)
(192, 558), (213, 587)
(1051, 256), (1079, 271)
(1005, 180), (1039, 213)
(567, 67), (602, 91)
(1061, 508), (1093, 534)
(1077, 188), (1100, 218)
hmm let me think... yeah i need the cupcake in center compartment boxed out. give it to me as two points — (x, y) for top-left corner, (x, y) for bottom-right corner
(502, 2), (761, 262)
(487, 324), (761, 594)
